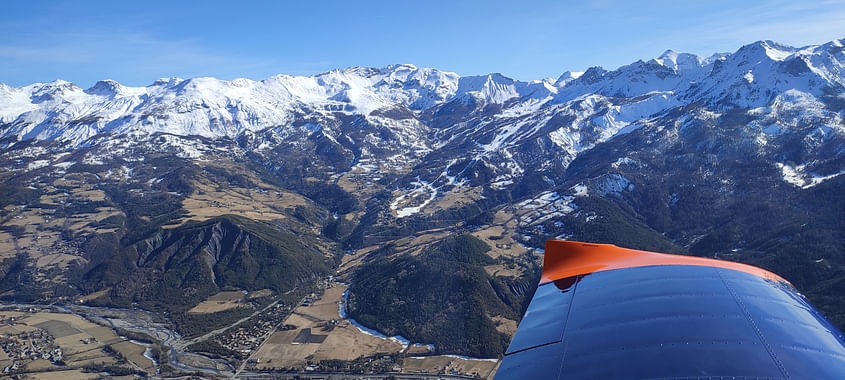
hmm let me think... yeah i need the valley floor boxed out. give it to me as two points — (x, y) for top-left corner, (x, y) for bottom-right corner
(0, 279), (502, 379)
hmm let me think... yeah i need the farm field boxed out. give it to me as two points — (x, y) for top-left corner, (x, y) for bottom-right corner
(0, 309), (152, 377)
(248, 284), (501, 378)
(250, 284), (403, 369)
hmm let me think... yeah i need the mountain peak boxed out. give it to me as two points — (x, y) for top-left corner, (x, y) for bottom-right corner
(555, 71), (584, 86)
(31, 80), (82, 99)
(38, 79), (79, 90)
(658, 49), (680, 60)
(737, 40), (796, 61)
(651, 50), (708, 72)
(454, 73), (525, 103)
(85, 79), (124, 96)
(1, 37), (843, 145)
(576, 66), (608, 84)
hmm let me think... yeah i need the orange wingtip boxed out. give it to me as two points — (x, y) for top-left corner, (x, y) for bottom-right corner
(540, 240), (789, 285)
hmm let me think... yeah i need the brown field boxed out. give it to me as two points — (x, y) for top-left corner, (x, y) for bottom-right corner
(491, 316), (518, 337)
(335, 169), (386, 203)
(426, 186), (484, 214)
(188, 290), (248, 314)
(77, 288), (110, 303)
(337, 245), (380, 276)
(111, 340), (155, 371)
(24, 358), (55, 371)
(396, 229), (453, 256)
(85, 325), (122, 344)
(20, 369), (102, 380)
(483, 264), (525, 278)
(402, 355), (499, 379)
(249, 283), (498, 377)
(406, 344), (436, 355)
(0, 229), (17, 260)
(1, 180), (124, 278)
(493, 209), (517, 226)
(0, 322), (38, 335)
(76, 190), (106, 202)
(471, 210), (529, 260)
(170, 162), (309, 227)
(251, 284), (404, 369)
(35, 252), (82, 271)
(247, 289), (273, 300)
(1, 311), (152, 373)
(51, 173), (97, 189)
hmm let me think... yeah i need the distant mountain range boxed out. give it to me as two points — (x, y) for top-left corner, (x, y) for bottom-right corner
(3, 39), (843, 146)
(1, 38), (843, 360)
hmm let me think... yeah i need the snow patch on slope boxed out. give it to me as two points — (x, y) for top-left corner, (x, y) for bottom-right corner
(593, 174), (634, 197)
(390, 178), (437, 218)
(777, 163), (845, 189)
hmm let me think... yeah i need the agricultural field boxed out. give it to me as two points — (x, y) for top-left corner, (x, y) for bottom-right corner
(0, 309), (152, 377)
(171, 163), (310, 227)
(402, 355), (499, 379)
(188, 291), (250, 314)
(248, 283), (501, 378)
(250, 284), (403, 370)
(1, 182), (122, 264)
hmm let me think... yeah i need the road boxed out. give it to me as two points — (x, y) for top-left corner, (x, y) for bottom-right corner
(2, 290), (309, 378)
(181, 298), (281, 349)
(1, 291), (498, 379)
(230, 294), (308, 379)
(13, 302), (234, 376)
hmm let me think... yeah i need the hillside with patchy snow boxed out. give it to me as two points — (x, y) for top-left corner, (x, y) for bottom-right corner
(1, 37), (844, 361)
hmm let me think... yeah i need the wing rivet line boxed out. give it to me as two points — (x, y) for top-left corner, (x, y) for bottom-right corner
(717, 268), (790, 379)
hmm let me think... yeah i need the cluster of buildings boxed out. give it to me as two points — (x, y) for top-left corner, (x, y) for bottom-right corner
(0, 324), (63, 375)
(303, 354), (402, 374)
(48, 234), (84, 256)
(214, 303), (293, 356)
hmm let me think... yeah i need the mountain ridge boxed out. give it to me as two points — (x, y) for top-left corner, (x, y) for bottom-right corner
(2, 38), (842, 147)
(0, 36), (843, 363)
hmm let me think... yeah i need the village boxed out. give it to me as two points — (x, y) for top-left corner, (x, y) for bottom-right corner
(212, 302), (296, 357)
(0, 306), (156, 378)
(0, 314), (63, 374)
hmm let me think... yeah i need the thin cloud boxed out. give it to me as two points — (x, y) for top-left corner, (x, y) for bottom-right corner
(0, 28), (278, 86)
(707, 10), (845, 46)
(0, 44), (92, 64)
(670, 2), (845, 51)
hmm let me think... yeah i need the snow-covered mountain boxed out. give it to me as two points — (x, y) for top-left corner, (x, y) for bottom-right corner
(1, 38), (843, 198)
(2, 38), (843, 209)
(1, 38), (845, 363)
(2, 39), (842, 149)
(0, 64), (544, 145)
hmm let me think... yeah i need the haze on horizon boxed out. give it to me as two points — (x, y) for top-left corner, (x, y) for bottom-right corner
(1, 0), (844, 88)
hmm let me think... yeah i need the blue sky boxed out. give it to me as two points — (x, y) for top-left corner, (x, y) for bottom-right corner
(1, 0), (844, 87)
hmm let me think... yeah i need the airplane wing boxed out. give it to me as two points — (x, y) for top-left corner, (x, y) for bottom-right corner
(495, 240), (845, 379)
